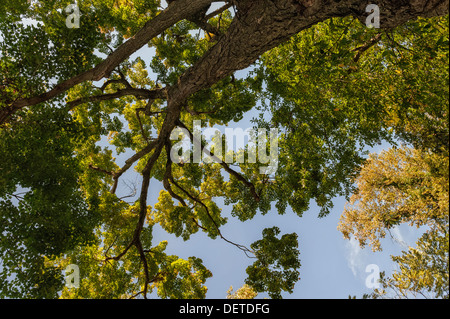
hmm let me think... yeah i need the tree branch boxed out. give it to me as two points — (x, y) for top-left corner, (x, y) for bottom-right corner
(176, 119), (260, 202)
(67, 87), (167, 110)
(204, 3), (233, 21)
(133, 141), (164, 245)
(134, 238), (151, 298)
(169, 173), (254, 257)
(163, 142), (188, 206)
(163, 140), (255, 257)
(135, 108), (152, 145)
(0, 0), (216, 124)
(352, 33), (383, 63)
(104, 141), (164, 297)
(88, 163), (114, 176)
(104, 241), (134, 262)
(110, 139), (159, 194)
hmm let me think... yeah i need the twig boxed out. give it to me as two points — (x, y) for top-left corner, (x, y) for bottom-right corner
(88, 163), (114, 176)
(66, 87), (167, 110)
(352, 33), (382, 63)
(165, 142), (255, 258)
(176, 119), (260, 202)
(111, 139), (159, 194)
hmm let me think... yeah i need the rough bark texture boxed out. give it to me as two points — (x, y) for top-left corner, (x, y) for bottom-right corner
(160, 0), (449, 140)
(2, 0), (448, 222)
(1, 0), (448, 298)
(1, 0), (448, 126)
(171, 0), (449, 101)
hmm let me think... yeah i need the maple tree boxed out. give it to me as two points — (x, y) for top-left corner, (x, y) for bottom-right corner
(0, 0), (448, 298)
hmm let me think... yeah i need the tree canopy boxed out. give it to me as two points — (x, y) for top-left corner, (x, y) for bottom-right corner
(0, 0), (448, 299)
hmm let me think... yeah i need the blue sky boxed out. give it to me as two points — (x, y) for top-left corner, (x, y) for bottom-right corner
(105, 6), (428, 295)
(2, 1), (427, 299)
(108, 47), (424, 297)
(112, 131), (424, 299)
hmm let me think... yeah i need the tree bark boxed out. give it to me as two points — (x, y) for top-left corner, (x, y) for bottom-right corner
(1, 0), (447, 126)
(1, 0), (447, 295)
(169, 0), (449, 103)
(160, 0), (449, 140)
(0, 0), (215, 124)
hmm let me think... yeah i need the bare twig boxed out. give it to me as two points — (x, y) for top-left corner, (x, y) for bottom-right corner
(111, 139), (159, 194)
(176, 119), (260, 202)
(164, 142), (255, 257)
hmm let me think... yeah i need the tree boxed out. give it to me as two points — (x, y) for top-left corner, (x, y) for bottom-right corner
(227, 284), (258, 299)
(338, 146), (449, 298)
(369, 226), (449, 299)
(0, 0), (448, 298)
(338, 146), (449, 252)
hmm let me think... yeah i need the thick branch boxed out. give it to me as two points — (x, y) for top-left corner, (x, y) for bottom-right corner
(2, 0), (447, 126)
(134, 142), (164, 241)
(0, 0), (215, 124)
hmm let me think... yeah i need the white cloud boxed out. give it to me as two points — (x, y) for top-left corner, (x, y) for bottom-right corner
(346, 236), (365, 277)
(390, 226), (409, 249)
